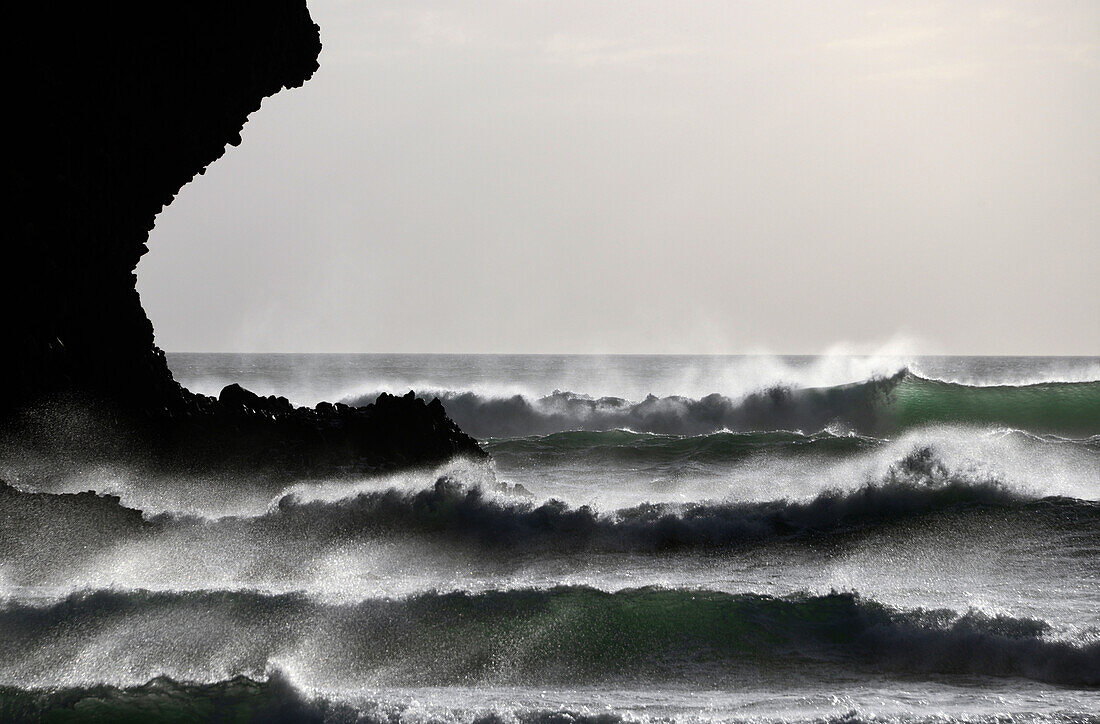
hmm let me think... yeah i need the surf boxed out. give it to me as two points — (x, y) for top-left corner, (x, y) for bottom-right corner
(2, 587), (1097, 689)
(343, 370), (1100, 439)
(4, 449), (1097, 556)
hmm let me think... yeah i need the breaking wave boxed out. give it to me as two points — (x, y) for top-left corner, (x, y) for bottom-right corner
(343, 371), (1100, 438)
(1, 587), (1096, 689)
(3, 448), (1096, 556)
(255, 471), (1093, 553)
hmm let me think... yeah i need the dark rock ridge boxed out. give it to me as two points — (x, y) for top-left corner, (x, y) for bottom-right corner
(7, 2), (483, 471)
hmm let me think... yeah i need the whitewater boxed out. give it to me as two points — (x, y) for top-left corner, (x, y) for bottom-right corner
(2, 354), (1098, 723)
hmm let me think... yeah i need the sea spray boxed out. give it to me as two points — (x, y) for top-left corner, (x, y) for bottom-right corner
(344, 372), (1100, 438)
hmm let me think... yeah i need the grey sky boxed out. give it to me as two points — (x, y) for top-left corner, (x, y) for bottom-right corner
(139, 0), (1099, 354)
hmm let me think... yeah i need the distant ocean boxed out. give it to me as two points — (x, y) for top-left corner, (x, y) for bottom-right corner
(3, 354), (1098, 722)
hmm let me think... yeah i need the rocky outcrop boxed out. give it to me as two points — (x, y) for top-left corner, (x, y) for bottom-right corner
(168, 387), (482, 474)
(7, 2), (484, 471)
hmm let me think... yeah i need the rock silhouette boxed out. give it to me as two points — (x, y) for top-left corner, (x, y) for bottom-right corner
(7, 1), (483, 472)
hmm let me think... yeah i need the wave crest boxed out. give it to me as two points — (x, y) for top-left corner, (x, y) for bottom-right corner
(2, 587), (1096, 688)
(265, 452), (1088, 550)
(5, 448), (1093, 555)
(343, 371), (1100, 438)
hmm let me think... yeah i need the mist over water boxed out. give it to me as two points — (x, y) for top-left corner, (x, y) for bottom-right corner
(3, 354), (1099, 722)
(169, 353), (1100, 406)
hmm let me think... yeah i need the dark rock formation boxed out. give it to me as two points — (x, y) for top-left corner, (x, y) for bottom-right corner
(170, 387), (481, 474)
(6, 1), (483, 472)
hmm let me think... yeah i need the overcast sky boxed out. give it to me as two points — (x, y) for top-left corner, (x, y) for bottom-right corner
(139, 0), (1099, 354)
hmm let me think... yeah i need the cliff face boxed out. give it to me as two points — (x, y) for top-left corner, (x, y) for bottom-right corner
(8, 2), (483, 470)
(12, 2), (320, 409)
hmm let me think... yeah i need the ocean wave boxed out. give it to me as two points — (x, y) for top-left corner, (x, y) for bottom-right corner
(342, 371), (1100, 438)
(4, 448), (1096, 557)
(1, 587), (1096, 689)
(482, 429), (1098, 494)
(5, 675), (1098, 724)
(0, 671), (345, 724)
(484, 428), (879, 466)
(259, 463), (1085, 552)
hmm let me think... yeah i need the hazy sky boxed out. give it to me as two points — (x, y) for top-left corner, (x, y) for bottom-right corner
(139, 0), (1099, 354)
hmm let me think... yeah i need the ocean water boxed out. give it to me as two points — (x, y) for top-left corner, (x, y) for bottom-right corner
(2, 354), (1098, 723)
